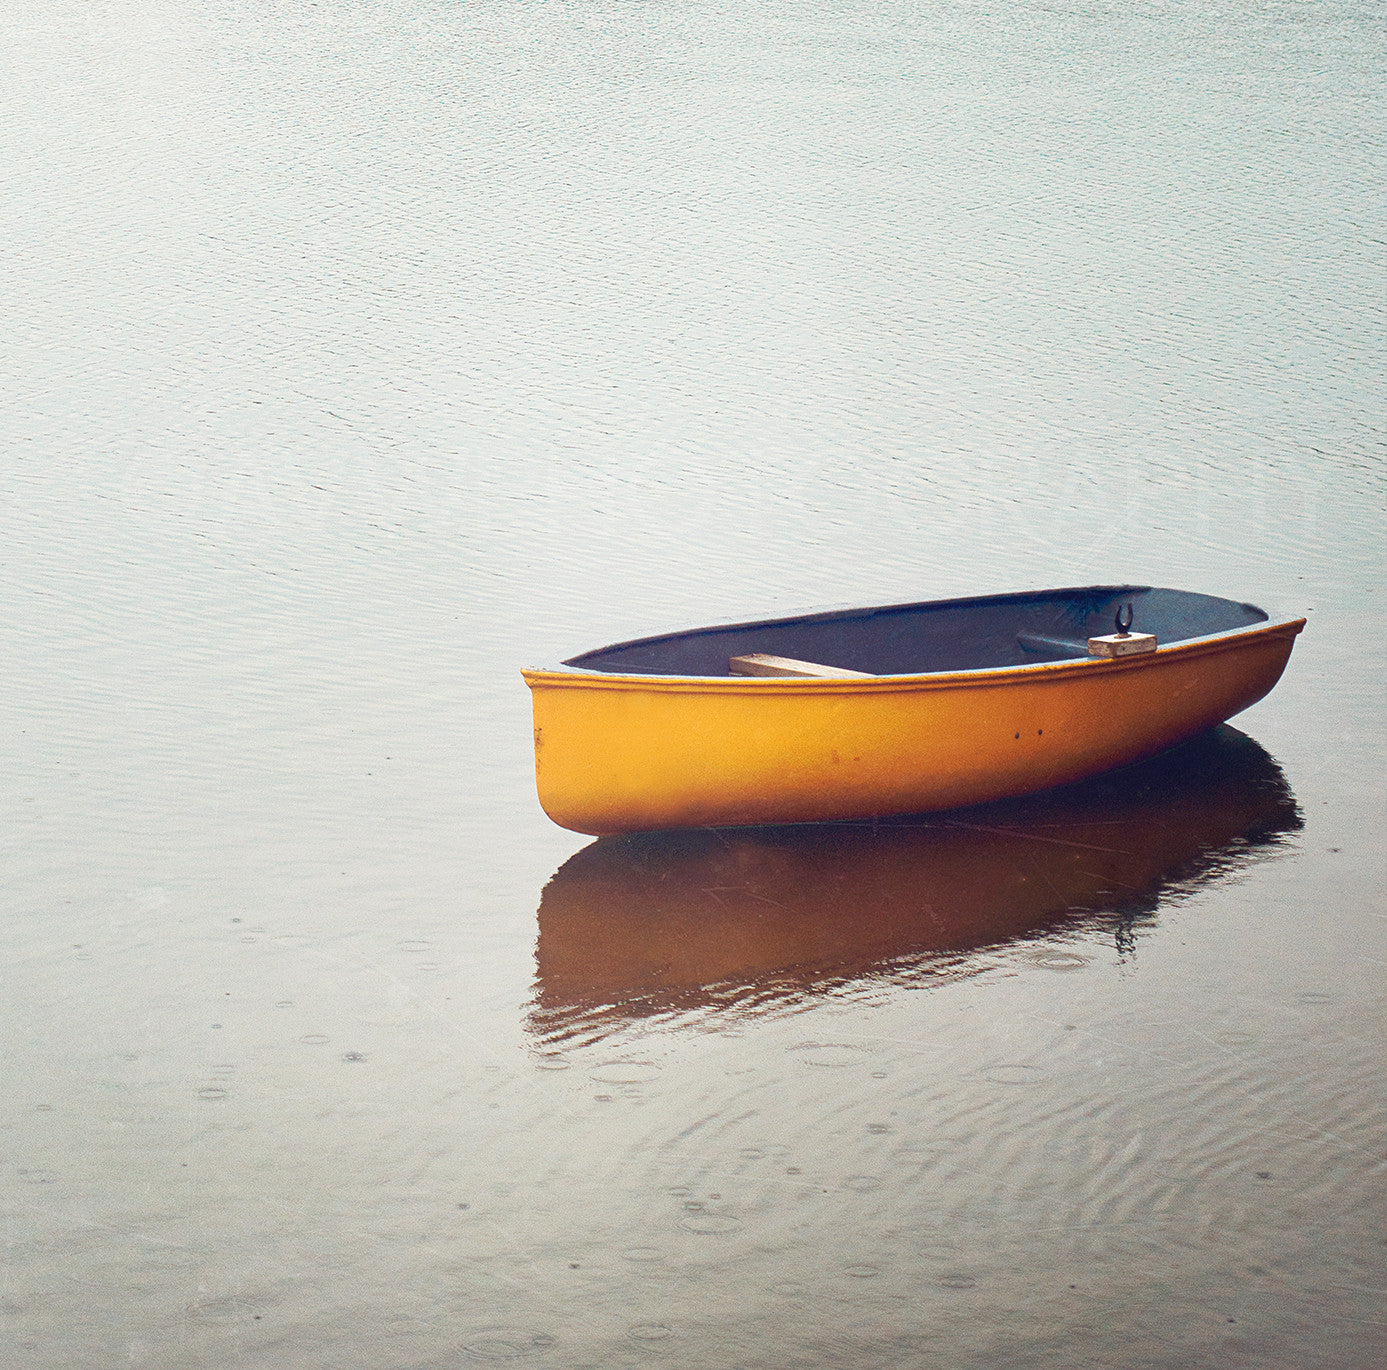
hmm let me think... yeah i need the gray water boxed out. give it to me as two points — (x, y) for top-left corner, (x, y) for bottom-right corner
(2, 0), (1384, 1366)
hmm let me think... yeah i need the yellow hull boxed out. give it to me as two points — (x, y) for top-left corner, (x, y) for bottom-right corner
(523, 619), (1304, 835)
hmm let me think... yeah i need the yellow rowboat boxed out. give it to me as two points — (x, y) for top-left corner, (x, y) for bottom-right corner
(521, 586), (1304, 836)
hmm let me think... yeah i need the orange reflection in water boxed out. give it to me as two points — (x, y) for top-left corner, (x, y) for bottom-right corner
(529, 726), (1300, 1043)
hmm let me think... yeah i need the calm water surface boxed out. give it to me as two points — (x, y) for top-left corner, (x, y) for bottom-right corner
(2, 0), (1384, 1366)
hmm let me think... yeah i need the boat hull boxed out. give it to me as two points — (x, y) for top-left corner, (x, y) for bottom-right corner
(523, 618), (1303, 835)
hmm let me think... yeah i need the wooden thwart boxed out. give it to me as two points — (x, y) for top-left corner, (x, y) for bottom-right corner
(1016, 632), (1087, 657)
(729, 653), (872, 679)
(1018, 630), (1160, 660)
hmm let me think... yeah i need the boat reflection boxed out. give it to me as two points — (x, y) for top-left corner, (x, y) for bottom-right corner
(528, 726), (1301, 1044)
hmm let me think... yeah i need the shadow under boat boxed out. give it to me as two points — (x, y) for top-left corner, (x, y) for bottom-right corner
(528, 726), (1301, 1044)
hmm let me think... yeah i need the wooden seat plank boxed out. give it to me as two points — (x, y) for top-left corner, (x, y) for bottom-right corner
(729, 653), (872, 679)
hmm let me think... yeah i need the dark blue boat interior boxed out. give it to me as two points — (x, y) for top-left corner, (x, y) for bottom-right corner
(563, 587), (1270, 676)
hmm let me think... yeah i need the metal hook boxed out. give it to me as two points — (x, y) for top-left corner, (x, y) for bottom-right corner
(1115, 603), (1134, 636)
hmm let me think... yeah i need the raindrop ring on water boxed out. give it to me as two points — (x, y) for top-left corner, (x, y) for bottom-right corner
(460, 1329), (557, 1361)
(678, 1213), (742, 1235)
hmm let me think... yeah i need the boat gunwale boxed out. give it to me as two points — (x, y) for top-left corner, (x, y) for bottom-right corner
(521, 615), (1306, 694)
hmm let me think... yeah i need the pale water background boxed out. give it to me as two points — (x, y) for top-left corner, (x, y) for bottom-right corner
(1, 0), (1384, 1366)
